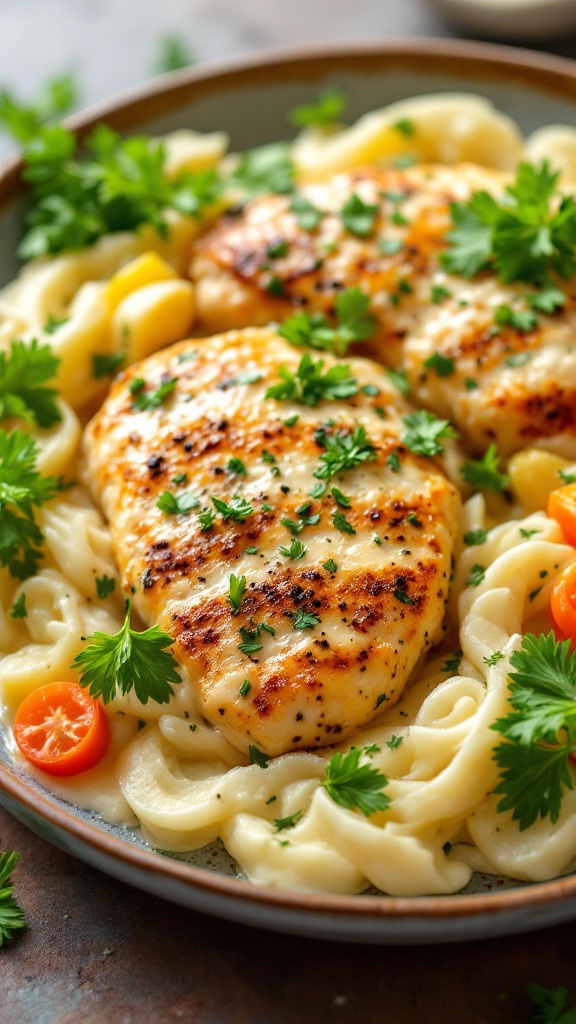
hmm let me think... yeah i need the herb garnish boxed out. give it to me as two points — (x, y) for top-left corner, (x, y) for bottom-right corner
(211, 496), (254, 522)
(95, 575), (116, 600)
(340, 193), (379, 237)
(460, 444), (509, 492)
(0, 428), (59, 580)
(73, 599), (181, 705)
(278, 538), (307, 559)
(228, 573), (247, 615)
(401, 410), (457, 457)
(229, 142), (294, 196)
(0, 850), (26, 948)
(322, 746), (391, 817)
(0, 339), (61, 427)
(289, 88), (347, 128)
(313, 424), (377, 485)
(293, 609), (320, 630)
(265, 353), (358, 406)
(156, 490), (200, 515)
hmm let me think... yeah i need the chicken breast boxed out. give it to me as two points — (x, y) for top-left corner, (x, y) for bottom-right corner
(190, 164), (576, 458)
(84, 328), (460, 756)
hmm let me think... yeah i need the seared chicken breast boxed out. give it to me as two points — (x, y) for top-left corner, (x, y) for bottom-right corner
(85, 328), (460, 756)
(190, 164), (576, 458)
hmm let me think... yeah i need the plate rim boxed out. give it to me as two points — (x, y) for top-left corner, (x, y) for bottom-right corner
(2, 35), (576, 940)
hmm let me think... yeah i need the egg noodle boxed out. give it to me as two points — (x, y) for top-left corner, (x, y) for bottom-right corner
(2, 93), (576, 896)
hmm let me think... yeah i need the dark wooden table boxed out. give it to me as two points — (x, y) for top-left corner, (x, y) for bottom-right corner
(2, 3), (576, 1021)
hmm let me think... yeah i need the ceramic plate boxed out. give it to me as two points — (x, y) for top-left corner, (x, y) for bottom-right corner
(2, 39), (576, 944)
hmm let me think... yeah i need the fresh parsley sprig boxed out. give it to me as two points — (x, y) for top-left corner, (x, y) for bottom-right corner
(277, 286), (377, 357)
(313, 424), (377, 485)
(527, 983), (576, 1023)
(73, 599), (181, 705)
(0, 428), (60, 580)
(229, 142), (294, 196)
(228, 573), (247, 615)
(19, 123), (223, 259)
(460, 444), (510, 492)
(441, 161), (576, 284)
(288, 88), (348, 128)
(491, 632), (576, 831)
(322, 746), (391, 817)
(0, 74), (78, 144)
(0, 850), (26, 948)
(265, 353), (359, 407)
(0, 339), (61, 428)
(401, 410), (457, 457)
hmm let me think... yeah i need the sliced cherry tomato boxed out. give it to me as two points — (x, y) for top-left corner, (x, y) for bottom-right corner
(548, 483), (576, 545)
(550, 561), (576, 640)
(14, 682), (110, 777)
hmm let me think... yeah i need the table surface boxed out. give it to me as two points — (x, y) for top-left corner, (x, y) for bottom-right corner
(2, 2), (576, 1022)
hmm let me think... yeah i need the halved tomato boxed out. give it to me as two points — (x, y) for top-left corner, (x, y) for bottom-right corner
(548, 483), (576, 546)
(14, 682), (110, 776)
(551, 561), (576, 641)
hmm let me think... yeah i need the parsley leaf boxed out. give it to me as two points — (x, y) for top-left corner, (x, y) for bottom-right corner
(465, 564), (486, 587)
(229, 142), (294, 196)
(293, 609), (320, 630)
(0, 74), (78, 144)
(95, 575), (116, 600)
(332, 510), (355, 534)
(289, 88), (347, 128)
(289, 194), (323, 230)
(314, 424), (377, 485)
(277, 286), (377, 357)
(212, 496), (254, 522)
(322, 746), (391, 817)
(441, 161), (576, 284)
(10, 592), (27, 618)
(340, 193), (379, 237)
(527, 287), (566, 314)
(401, 410), (457, 457)
(384, 367), (410, 395)
(423, 352), (455, 378)
(0, 850), (26, 948)
(0, 339), (61, 428)
(156, 490), (200, 515)
(131, 377), (176, 410)
(154, 36), (194, 74)
(274, 809), (303, 831)
(279, 538), (307, 559)
(463, 528), (488, 546)
(228, 573), (247, 615)
(494, 304), (539, 334)
(527, 983), (576, 1023)
(249, 745), (270, 768)
(0, 428), (59, 580)
(73, 600), (180, 705)
(460, 443), (509, 492)
(492, 632), (576, 830)
(442, 649), (463, 673)
(265, 353), (358, 407)
(92, 351), (126, 379)
(238, 620), (276, 656)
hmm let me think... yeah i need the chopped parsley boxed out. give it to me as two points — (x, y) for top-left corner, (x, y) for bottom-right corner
(423, 352), (455, 378)
(228, 573), (247, 615)
(430, 284), (452, 304)
(460, 444), (509, 492)
(384, 367), (410, 395)
(277, 286), (377, 357)
(0, 339), (61, 428)
(274, 809), (303, 831)
(314, 424), (377, 485)
(156, 490), (200, 515)
(401, 410), (457, 457)
(10, 593), (27, 619)
(248, 745), (270, 768)
(332, 510), (355, 534)
(526, 287), (566, 314)
(379, 237), (403, 256)
(279, 538), (307, 559)
(340, 193), (379, 237)
(289, 88), (347, 128)
(238, 620), (276, 655)
(239, 679), (251, 698)
(265, 353), (358, 407)
(442, 649), (463, 673)
(465, 564), (486, 588)
(330, 486), (351, 507)
(322, 558), (338, 573)
(0, 428), (60, 580)
(322, 746), (391, 817)
(292, 609), (320, 630)
(131, 377), (176, 411)
(463, 528), (488, 546)
(229, 142), (294, 196)
(494, 305), (539, 334)
(227, 457), (247, 476)
(211, 496), (254, 522)
(289, 194), (323, 231)
(91, 351), (126, 379)
(484, 651), (505, 668)
(95, 575), (116, 600)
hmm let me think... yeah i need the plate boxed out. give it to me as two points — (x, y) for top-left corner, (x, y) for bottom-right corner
(2, 38), (576, 944)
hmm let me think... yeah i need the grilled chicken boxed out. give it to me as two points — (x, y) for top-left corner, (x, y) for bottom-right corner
(84, 328), (460, 756)
(190, 164), (576, 458)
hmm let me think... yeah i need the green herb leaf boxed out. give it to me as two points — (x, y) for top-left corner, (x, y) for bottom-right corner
(0, 428), (59, 580)
(494, 304), (539, 334)
(274, 809), (303, 831)
(239, 678), (251, 697)
(227, 457), (247, 477)
(155, 35), (194, 74)
(92, 351), (126, 379)
(228, 573), (247, 615)
(230, 142), (294, 196)
(293, 609), (320, 630)
(95, 575), (116, 600)
(430, 284), (452, 304)
(465, 564), (486, 587)
(278, 538), (307, 559)
(463, 528), (488, 546)
(314, 424), (377, 484)
(73, 599), (181, 704)
(526, 983), (576, 1024)
(289, 194), (323, 231)
(277, 286), (377, 358)
(322, 558), (338, 573)
(265, 353), (358, 407)
(211, 496), (254, 522)
(460, 443), (509, 492)
(423, 352), (455, 378)
(526, 287), (566, 314)
(289, 88), (348, 128)
(10, 592), (27, 619)
(322, 746), (390, 817)
(0, 339), (61, 428)
(249, 745), (270, 768)
(332, 510), (355, 535)
(340, 192), (379, 237)
(0, 850), (26, 948)
(0, 74), (78, 144)
(401, 410), (457, 457)
(131, 377), (177, 411)
(384, 367), (410, 395)
(156, 490), (200, 515)
(442, 649), (463, 673)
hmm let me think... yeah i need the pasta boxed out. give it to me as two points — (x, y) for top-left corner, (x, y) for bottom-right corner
(2, 92), (576, 897)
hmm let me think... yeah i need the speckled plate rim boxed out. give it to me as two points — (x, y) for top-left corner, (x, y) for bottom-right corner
(2, 37), (576, 944)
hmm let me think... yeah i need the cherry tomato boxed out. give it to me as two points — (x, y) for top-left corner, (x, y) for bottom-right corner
(14, 682), (110, 777)
(548, 483), (576, 545)
(550, 561), (576, 640)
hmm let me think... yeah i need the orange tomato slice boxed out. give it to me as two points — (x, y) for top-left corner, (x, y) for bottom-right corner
(14, 682), (110, 777)
(548, 483), (576, 546)
(550, 561), (576, 640)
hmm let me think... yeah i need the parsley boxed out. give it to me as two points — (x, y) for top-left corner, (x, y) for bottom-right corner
(331, 486), (351, 508)
(211, 496), (254, 522)
(249, 745), (270, 768)
(0, 850), (26, 948)
(423, 352), (455, 378)
(0, 74), (78, 144)
(430, 284), (452, 304)
(266, 275), (285, 297)
(385, 367), (410, 395)
(505, 352), (532, 368)
(277, 286), (377, 357)
(226, 369), (263, 386)
(44, 315), (69, 334)
(332, 510), (355, 535)
(386, 734), (403, 750)
(197, 508), (217, 532)
(95, 575), (116, 599)
(229, 142), (294, 196)
(293, 609), (320, 630)
(379, 237), (403, 256)
(484, 650), (505, 667)
(280, 509), (320, 535)
(131, 377), (176, 410)
(279, 538), (307, 559)
(559, 468), (576, 485)
(526, 984), (576, 1023)
(340, 193), (379, 237)
(322, 558), (338, 573)
(289, 88), (347, 128)
(466, 564), (486, 587)
(266, 239), (289, 259)
(289, 195), (323, 231)
(239, 679), (251, 697)
(227, 457), (247, 476)
(155, 35), (194, 74)
(463, 528), (488, 546)
(228, 573), (247, 615)
(274, 809), (303, 831)
(19, 124), (222, 259)
(393, 118), (416, 138)
(10, 592), (27, 619)
(441, 161), (576, 284)
(520, 527), (541, 539)
(314, 424), (377, 485)
(265, 353), (358, 407)
(394, 586), (415, 605)
(442, 649), (463, 673)
(460, 444), (509, 492)
(238, 620), (276, 655)
(0, 339), (61, 428)
(361, 384), (380, 397)
(406, 512), (422, 527)
(0, 428), (59, 580)
(401, 410), (457, 457)
(494, 305), (539, 334)
(283, 414), (299, 427)
(322, 746), (391, 817)
(527, 287), (566, 314)
(73, 599), (181, 704)
(156, 490), (200, 515)
(172, 473), (188, 485)
(92, 351), (126, 379)
(492, 632), (576, 830)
